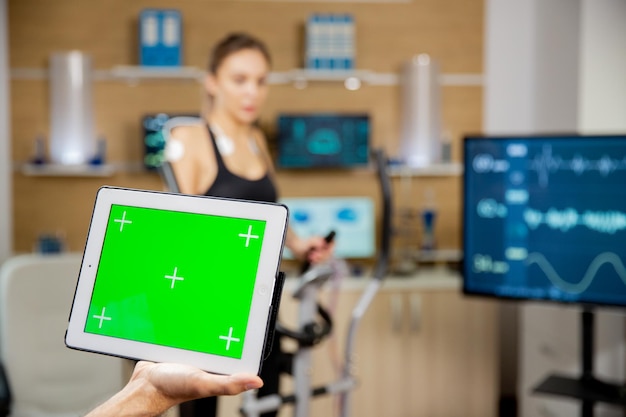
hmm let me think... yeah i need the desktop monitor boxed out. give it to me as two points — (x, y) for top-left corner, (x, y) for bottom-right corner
(463, 134), (626, 308)
(276, 113), (370, 168)
(280, 196), (375, 259)
(143, 113), (198, 170)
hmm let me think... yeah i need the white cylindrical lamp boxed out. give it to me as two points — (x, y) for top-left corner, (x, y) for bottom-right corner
(49, 51), (96, 165)
(399, 54), (442, 167)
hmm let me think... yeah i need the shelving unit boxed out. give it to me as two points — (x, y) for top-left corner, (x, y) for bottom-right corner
(17, 159), (462, 177)
(387, 162), (463, 177)
(11, 66), (483, 87)
(95, 65), (204, 82)
(11, 61), (466, 176)
(416, 248), (463, 263)
(10, 65), (472, 175)
(267, 69), (399, 87)
(20, 163), (116, 177)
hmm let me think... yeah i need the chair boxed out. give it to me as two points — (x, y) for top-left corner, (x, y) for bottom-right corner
(0, 253), (125, 417)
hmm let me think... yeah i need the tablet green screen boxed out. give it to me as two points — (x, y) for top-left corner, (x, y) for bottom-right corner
(84, 204), (266, 359)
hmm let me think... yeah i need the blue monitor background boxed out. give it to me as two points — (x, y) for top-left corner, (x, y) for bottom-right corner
(463, 135), (626, 308)
(280, 197), (375, 259)
(143, 113), (197, 170)
(277, 113), (370, 168)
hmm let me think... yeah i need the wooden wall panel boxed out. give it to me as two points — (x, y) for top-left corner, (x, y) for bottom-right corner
(9, 0), (483, 72)
(10, 80), (49, 161)
(12, 173), (165, 252)
(9, 0), (483, 254)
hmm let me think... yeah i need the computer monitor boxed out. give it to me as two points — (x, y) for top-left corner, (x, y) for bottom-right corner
(143, 113), (198, 170)
(280, 196), (375, 259)
(276, 113), (370, 168)
(463, 134), (626, 308)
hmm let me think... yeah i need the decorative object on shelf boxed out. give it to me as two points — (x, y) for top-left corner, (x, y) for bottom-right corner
(305, 13), (355, 71)
(143, 113), (173, 170)
(420, 188), (438, 251)
(139, 9), (183, 67)
(399, 54), (442, 168)
(36, 232), (65, 254)
(30, 135), (47, 165)
(49, 51), (96, 165)
(440, 130), (453, 163)
(89, 136), (107, 165)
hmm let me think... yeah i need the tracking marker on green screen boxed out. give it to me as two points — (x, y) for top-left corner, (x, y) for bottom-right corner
(84, 204), (266, 359)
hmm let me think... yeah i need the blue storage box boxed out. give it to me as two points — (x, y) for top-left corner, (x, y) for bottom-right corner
(139, 9), (183, 67)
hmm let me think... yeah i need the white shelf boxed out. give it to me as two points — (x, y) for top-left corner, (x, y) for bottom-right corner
(95, 66), (204, 82)
(11, 66), (483, 87)
(268, 69), (399, 86)
(387, 162), (463, 177)
(21, 163), (116, 177)
(103, 67), (400, 86)
(416, 248), (463, 263)
(268, 70), (483, 87)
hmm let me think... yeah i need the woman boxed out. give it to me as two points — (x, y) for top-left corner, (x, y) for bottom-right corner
(168, 32), (330, 263)
(167, 32), (334, 417)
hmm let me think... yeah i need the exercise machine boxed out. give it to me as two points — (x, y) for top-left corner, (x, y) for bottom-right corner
(156, 121), (392, 416)
(239, 148), (392, 417)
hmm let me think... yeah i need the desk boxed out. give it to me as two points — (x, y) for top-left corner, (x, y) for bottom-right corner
(219, 268), (499, 417)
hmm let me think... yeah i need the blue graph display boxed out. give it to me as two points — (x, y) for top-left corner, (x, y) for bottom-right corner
(463, 135), (626, 307)
(276, 113), (370, 169)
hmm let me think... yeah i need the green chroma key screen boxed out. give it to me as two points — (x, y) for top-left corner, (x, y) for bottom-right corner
(85, 204), (267, 359)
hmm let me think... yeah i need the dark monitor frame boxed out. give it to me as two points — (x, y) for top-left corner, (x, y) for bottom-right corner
(461, 133), (626, 310)
(463, 133), (626, 413)
(142, 113), (198, 171)
(276, 113), (370, 169)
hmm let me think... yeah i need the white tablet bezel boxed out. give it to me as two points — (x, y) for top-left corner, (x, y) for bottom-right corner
(66, 186), (288, 375)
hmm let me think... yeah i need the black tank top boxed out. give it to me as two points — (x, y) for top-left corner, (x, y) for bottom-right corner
(204, 126), (278, 203)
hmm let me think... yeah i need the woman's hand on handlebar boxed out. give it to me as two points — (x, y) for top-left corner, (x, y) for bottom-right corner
(287, 232), (335, 265)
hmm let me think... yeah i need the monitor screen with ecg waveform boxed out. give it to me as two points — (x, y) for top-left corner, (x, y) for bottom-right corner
(276, 113), (370, 168)
(463, 135), (626, 308)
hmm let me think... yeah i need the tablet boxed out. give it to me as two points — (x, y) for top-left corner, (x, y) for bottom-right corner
(66, 186), (288, 375)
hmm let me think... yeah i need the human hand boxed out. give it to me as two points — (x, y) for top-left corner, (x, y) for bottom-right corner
(301, 234), (335, 265)
(86, 361), (263, 417)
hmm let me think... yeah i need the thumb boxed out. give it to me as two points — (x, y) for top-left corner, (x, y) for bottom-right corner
(196, 373), (264, 397)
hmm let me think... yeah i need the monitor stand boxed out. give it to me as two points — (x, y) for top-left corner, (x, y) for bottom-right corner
(533, 307), (626, 417)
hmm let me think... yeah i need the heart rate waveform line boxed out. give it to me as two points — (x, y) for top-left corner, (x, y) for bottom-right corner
(476, 199), (626, 234)
(525, 252), (626, 294)
(524, 207), (626, 234)
(530, 144), (626, 187)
